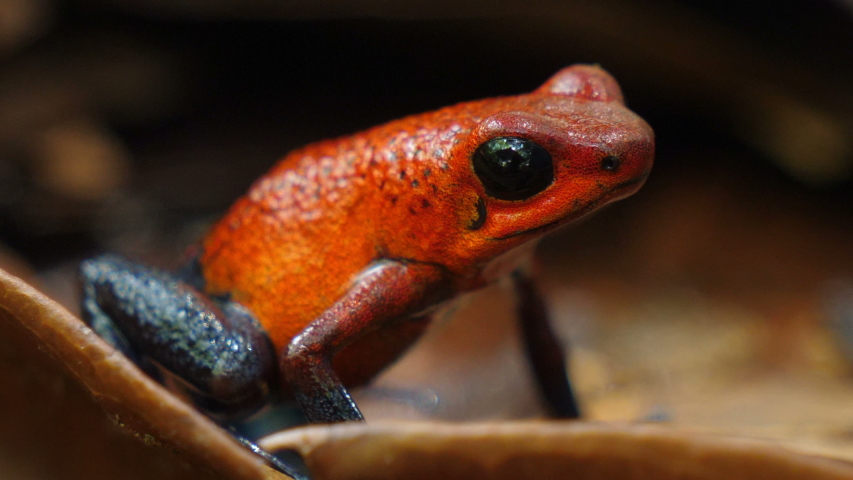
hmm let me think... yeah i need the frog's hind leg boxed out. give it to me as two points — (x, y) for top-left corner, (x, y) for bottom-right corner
(78, 254), (277, 420)
(80, 265), (156, 376)
(512, 270), (580, 419)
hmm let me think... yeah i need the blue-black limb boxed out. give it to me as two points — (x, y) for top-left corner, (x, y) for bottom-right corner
(228, 427), (313, 480)
(78, 254), (277, 420)
(512, 270), (580, 419)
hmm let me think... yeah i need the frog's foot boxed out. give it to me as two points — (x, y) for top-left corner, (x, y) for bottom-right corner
(226, 427), (312, 480)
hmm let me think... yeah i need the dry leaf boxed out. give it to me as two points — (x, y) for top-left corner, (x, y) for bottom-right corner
(0, 266), (283, 479)
(263, 421), (853, 480)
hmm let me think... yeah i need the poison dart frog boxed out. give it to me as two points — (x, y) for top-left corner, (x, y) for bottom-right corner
(79, 64), (653, 445)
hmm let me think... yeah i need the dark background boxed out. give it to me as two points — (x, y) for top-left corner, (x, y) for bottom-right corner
(2, 0), (851, 273)
(2, 1), (853, 478)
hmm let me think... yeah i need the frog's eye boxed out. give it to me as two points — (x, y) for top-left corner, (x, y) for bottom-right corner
(472, 136), (554, 201)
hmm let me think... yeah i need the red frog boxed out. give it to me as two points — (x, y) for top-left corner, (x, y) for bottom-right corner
(79, 64), (653, 462)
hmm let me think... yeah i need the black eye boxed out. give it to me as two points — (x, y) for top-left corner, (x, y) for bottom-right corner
(601, 155), (621, 172)
(472, 137), (554, 201)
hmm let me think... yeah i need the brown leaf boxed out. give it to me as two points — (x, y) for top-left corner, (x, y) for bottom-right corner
(0, 266), (285, 480)
(263, 421), (853, 480)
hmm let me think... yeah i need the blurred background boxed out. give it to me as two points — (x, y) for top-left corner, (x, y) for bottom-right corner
(2, 0), (853, 477)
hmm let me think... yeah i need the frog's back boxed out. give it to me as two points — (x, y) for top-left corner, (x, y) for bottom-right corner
(200, 137), (381, 351)
(199, 103), (487, 350)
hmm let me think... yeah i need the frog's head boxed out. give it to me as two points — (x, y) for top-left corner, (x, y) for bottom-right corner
(455, 65), (654, 268)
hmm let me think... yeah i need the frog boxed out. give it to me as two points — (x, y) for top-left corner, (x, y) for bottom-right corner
(79, 64), (654, 474)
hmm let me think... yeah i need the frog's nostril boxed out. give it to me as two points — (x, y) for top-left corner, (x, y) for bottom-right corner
(600, 155), (621, 172)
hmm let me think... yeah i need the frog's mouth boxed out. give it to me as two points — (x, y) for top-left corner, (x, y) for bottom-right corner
(489, 173), (648, 241)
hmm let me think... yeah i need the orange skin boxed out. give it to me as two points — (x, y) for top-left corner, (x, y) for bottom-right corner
(199, 65), (654, 417)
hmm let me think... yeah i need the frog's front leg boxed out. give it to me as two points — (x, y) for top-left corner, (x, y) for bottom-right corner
(282, 260), (452, 423)
(512, 269), (580, 419)
(79, 254), (277, 420)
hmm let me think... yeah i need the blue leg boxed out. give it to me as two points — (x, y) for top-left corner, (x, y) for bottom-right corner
(513, 270), (580, 419)
(79, 254), (277, 419)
